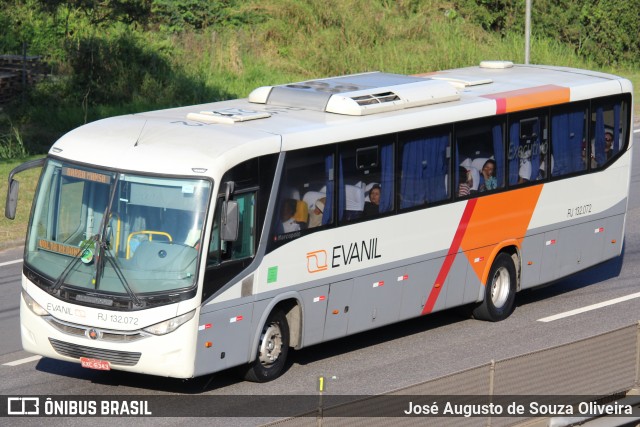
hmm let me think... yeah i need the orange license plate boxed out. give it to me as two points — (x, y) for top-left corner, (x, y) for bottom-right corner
(80, 357), (111, 370)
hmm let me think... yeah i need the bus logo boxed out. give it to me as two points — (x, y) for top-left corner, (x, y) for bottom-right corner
(7, 397), (40, 415)
(86, 328), (101, 340)
(307, 250), (328, 273)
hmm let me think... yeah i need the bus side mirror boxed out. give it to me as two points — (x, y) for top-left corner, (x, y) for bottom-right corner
(221, 200), (239, 242)
(5, 179), (19, 220)
(4, 157), (46, 220)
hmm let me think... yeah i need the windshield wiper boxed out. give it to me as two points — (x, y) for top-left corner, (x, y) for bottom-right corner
(92, 172), (118, 289)
(50, 235), (99, 295)
(90, 174), (143, 308)
(99, 241), (143, 308)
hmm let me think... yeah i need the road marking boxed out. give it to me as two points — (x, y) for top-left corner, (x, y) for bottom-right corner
(538, 291), (640, 322)
(634, 129), (640, 134)
(3, 355), (42, 366)
(0, 259), (22, 268)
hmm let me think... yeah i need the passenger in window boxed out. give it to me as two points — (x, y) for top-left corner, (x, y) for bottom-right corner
(518, 149), (532, 184)
(308, 197), (325, 228)
(537, 145), (553, 180)
(363, 184), (381, 216)
(479, 159), (498, 192)
(582, 141), (597, 168)
(343, 184), (365, 221)
(280, 198), (300, 233)
(292, 200), (308, 230)
(537, 154), (548, 180)
(458, 167), (472, 197)
(605, 131), (614, 161)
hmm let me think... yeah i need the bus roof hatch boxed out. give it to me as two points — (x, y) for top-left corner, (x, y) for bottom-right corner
(248, 72), (460, 116)
(186, 108), (271, 124)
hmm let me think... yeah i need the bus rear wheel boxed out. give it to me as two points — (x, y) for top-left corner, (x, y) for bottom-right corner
(473, 252), (517, 322)
(241, 309), (289, 382)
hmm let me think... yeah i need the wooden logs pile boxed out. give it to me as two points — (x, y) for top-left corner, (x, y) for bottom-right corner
(0, 55), (48, 103)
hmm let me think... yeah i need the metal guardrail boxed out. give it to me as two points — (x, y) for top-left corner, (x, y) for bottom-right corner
(264, 321), (640, 427)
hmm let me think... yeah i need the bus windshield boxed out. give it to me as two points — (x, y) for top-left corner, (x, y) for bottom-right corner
(25, 159), (211, 305)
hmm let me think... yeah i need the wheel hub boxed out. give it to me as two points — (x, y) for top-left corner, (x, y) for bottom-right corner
(491, 266), (510, 308)
(258, 323), (282, 366)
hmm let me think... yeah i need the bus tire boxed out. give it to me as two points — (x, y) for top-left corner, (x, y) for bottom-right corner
(472, 252), (517, 322)
(241, 309), (290, 382)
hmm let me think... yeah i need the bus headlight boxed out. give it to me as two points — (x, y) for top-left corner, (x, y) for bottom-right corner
(22, 290), (49, 316)
(143, 310), (195, 335)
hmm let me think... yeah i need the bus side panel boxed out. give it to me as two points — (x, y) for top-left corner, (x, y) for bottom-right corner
(450, 253), (476, 307)
(193, 303), (253, 376)
(558, 224), (587, 277)
(519, 233), (544, 289)
(574, 215), (624, 269)
(300, 285), (330, 347)
(579, 219), (607, 268)
(602, 214), (625, 259)
(519, 214), (625, 292)
(323, 279), (353, 341)
(539, 229), (560, 284)
(347, 267), (405, 335)
(399, 259), (440, 320)
(557, 217), (616, 278)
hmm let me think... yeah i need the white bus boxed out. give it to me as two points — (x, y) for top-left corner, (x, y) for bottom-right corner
(5, 61), (633, 382)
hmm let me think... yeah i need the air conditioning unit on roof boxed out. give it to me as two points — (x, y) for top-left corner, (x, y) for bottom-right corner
(248, 72), (461, 116)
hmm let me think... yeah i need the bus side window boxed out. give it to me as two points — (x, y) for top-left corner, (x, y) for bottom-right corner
(207, 158), (264, 268)
(590, 97), (627, 169)
(550, 104), (588, 177)
(338, 136), (394, 222)
(455, 118), (505, 195)
(507, 112), (549, 185)
(231, 192), (256, 259)
(273, 147), (334, 240)
(207, 191), (256, 267)
(399, 126), (450, 208)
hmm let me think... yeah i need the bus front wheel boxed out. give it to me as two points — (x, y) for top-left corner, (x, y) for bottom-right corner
(241, 309), (290, 382)
(473, 252), (517, 322)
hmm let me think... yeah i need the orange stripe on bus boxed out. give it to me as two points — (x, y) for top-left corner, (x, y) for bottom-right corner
(483, 85), (570, 114)
(422, 199), (477, 315)
(421, 186), (543, 314)
(461, 185), (543, 283)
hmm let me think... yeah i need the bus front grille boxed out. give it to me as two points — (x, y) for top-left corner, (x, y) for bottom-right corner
(44, 317), (147, 343)
(48, 338), (141, 366)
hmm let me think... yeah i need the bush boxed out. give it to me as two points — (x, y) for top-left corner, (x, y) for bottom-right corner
(0, 124), (29, 160)
(64, 29), (174, 105)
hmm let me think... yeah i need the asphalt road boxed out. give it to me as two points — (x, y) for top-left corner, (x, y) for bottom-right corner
(0, 132), (639, 426)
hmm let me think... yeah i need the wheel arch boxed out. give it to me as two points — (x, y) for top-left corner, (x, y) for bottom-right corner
(480, 240), (522, 292)
(248, 293), (303, 363)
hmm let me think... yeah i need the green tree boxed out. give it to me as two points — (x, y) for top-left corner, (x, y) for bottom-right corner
(578, 0), (640, 65)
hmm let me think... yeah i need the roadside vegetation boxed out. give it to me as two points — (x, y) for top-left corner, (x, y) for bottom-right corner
(0, 0), (639, 246)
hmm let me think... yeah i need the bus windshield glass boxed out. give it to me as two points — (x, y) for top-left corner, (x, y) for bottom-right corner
(25, 159), (211, 302)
